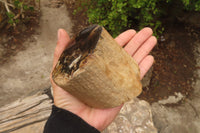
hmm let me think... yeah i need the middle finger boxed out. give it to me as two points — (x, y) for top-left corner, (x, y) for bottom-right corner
(124, 27), (153, 56)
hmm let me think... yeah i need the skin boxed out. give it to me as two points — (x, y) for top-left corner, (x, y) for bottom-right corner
(50, 27), (157, 131)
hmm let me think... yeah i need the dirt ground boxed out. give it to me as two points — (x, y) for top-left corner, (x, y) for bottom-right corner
(140, 23), (198, 104)
(0, 10), (40, 64)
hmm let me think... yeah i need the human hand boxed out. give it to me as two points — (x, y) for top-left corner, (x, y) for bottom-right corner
(50, 27), (157, 131)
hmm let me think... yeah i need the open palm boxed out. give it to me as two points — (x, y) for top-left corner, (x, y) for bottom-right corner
(50, 27), (157, 131)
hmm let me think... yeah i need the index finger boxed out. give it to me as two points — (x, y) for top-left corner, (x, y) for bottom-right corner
(115, 29), (136, 47)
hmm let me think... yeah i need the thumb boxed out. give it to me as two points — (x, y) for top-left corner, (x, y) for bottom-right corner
(53, 29), (71, 69)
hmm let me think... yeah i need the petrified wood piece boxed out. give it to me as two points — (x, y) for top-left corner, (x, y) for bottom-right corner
(52, 25), (142, 108)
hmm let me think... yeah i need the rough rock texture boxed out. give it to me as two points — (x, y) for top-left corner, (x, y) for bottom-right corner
(103, 98), (157, 133)
(0, 88), (52, 133)
(11, 121), (47, 133)
(141, 66), (153, 88)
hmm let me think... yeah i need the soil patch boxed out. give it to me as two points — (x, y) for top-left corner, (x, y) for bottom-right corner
(0, 9), (40, 64)
(139, 22), (198, 103)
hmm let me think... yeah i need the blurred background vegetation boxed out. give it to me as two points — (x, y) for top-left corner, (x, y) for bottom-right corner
(1, 0), (200, 37)
(74, 0), (200, 37)
(0, 0), (39, 29)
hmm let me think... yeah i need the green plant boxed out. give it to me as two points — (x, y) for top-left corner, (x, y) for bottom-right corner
(6, 12), (19, 25)
(0, 0), (36, 27)
(181, 0), (200, 11)
(76, 0), (200, 37)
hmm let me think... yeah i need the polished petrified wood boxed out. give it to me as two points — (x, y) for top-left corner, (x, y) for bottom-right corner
(52, 25), (142, 108)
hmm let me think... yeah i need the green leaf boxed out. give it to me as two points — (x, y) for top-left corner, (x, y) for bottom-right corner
(6, 12), (14, 18)
(18, 2), (23, 8)
(15, 19), (19, 23)
(23, 5), (28, 10)
(29, 6), (34, 11)
(14, 0), (20, 7)
(8, 19), (14, 24)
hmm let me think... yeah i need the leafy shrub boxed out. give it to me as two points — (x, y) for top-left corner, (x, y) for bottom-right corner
(76, 0), (200, 37)
(1, 0), (37, 27)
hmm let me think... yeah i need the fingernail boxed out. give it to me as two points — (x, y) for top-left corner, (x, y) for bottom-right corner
(57, 29), (62, 41)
